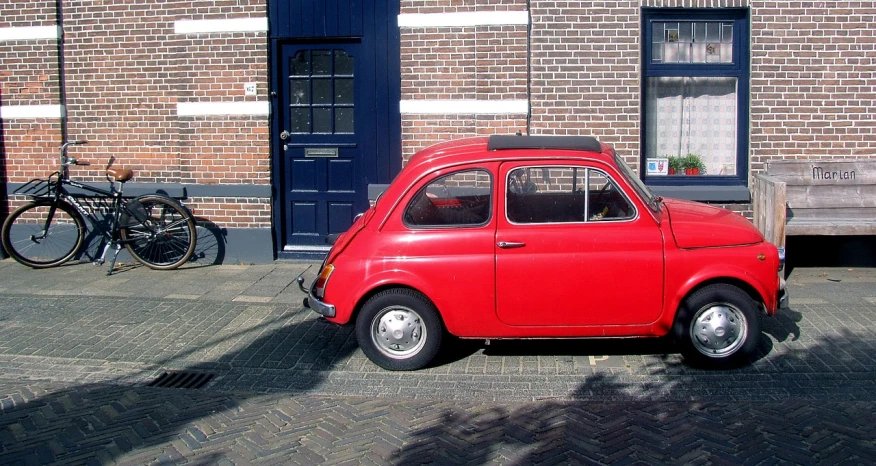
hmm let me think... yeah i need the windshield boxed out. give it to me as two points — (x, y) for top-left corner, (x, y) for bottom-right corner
(614, 153), (660, 213)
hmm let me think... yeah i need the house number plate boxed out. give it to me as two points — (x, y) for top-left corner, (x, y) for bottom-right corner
(305, 148), (339, 158)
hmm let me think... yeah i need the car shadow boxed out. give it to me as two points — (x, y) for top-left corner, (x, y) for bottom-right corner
(0, 299), (841, 464)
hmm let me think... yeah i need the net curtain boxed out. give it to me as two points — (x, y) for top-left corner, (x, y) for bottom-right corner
(644, 77), (737, 176)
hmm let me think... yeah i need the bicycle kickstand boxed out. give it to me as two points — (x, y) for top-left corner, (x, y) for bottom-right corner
(95, 242), (122, 275)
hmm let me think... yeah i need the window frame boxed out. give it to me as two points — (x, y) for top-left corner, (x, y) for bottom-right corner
(640, 8), (750, 190)
(402, 168), (494, 229)
(504, 165), (637, 225)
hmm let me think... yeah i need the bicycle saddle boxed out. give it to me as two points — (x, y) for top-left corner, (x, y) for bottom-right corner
(107, 167), (134, 182)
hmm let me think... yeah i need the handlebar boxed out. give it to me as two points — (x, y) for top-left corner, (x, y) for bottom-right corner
(59, 140), (89, 179)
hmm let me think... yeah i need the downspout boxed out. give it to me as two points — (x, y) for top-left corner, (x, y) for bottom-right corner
(525, 0), (532, 135)
(55, 0), (68, 143)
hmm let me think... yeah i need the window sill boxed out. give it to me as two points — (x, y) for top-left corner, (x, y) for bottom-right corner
(649, 185), (750, 203)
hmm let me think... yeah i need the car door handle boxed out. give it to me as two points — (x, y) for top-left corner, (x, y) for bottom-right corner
(497, 241), (526, 249)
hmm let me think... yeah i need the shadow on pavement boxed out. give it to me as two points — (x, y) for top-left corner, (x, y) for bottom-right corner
(0, 301), (871, 463)
(0, 314), (356, 464)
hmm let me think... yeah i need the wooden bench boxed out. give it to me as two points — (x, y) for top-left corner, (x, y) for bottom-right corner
(752, 160), (876, 248)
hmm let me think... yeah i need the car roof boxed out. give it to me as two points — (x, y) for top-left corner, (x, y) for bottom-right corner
(406, 135), (616, 172)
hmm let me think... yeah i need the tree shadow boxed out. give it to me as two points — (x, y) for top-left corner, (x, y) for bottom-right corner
(0, 297), (868, 464)
(390, 328), (876, 464)
(0, 306), (356, 463)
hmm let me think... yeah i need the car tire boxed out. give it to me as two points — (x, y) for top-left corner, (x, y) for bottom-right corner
(355, 288), (443, 371)
(673, 283), (760, 368)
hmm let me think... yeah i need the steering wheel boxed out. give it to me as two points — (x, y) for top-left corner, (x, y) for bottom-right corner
(594, 182), (612, 204)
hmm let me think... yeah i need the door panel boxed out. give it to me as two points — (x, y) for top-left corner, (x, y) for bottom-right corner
(495, 162), (665, 327)
(278, 42), (370, 251)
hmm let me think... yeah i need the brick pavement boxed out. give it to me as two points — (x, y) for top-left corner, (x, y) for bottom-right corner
(1, 258), (876, 464)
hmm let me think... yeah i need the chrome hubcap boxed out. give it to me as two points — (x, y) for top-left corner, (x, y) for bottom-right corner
(690, 304), (747, 357)
(371, 306), (426, 359)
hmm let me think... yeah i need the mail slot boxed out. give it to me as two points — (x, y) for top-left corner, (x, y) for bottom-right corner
(305, 148), (339, 158)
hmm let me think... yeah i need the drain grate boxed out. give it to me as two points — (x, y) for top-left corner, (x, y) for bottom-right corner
(147, 371), (215, 389)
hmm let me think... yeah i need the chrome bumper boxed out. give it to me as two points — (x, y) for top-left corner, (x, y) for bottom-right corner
(296, 275), (336, 318)
(778, 276), (789, 310)
(778, 287), (790, 310)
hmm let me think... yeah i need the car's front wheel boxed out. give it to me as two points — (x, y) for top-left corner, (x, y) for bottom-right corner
(673, 283), (760, 368)
(355, 289), (443, 371)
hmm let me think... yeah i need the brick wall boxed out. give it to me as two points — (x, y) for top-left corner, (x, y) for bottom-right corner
(5, 0), (876, 235)
(529, 1), (640, 157)
(399, 1), (529, 160)
(399, 0), (876, 179)
(749, 1), (876, 171)
(1, 0), (269, 230)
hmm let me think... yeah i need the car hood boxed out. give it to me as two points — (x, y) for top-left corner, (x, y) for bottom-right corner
(664, 198), (764, 248)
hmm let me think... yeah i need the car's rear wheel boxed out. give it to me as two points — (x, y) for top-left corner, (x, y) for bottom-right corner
(355, 289), (443, 371)
(673, 283), (760, 368)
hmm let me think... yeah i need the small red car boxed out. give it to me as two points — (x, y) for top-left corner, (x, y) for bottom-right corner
(300, 135), (788, 370)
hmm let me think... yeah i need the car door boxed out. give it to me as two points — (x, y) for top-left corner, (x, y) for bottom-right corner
(495, 161), (665, 327)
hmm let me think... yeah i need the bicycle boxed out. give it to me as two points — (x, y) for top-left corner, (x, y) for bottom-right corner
(1, 140), (197, 275)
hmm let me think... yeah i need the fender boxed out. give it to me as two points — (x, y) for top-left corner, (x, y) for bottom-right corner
(324, 263), (438, 325)
(665, 262), (776, 325)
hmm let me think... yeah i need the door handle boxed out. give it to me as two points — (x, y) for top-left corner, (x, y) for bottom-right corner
(497, 241), (526, 249)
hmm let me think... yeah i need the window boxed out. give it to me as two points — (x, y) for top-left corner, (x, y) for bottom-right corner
(289, 49), (355, 134)
(404, 169), (492, 227)
(506, 167), (635, 224)
(642, 9), (749, 186)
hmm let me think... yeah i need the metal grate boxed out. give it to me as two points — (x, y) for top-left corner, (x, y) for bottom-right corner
(147, 371), (215, 389)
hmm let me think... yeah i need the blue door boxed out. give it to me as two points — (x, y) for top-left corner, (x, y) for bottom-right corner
(277, 42), (371, 256)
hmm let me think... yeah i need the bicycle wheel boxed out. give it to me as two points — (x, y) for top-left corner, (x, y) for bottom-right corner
(1, 200), (85, 268)
(119, 195), (196, 270)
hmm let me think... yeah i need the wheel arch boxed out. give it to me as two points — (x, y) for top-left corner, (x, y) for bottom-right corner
(682, 277), (766, 311)
(351, 283), (445, 330)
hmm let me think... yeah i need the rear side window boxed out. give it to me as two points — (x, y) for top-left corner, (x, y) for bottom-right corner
(506, 166), (635, 224)
(404, 169), (492, 227)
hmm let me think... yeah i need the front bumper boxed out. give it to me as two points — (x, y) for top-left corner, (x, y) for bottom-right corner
(296, 275), (336, 318)
(778, 287), (789, 310)
(777, 276), (789, 310)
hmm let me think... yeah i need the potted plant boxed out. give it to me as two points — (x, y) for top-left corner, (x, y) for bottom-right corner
(683, 154), (706, 175)
(667, 156), (683, 175)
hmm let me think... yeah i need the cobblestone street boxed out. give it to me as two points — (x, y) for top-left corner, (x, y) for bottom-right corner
(1, 259), (875, 464)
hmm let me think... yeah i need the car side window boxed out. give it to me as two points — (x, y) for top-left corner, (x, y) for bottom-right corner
(506, 166), (635, 223)
(404, 169), (492, 227)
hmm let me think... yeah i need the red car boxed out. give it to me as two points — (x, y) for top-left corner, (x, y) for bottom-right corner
(299, 135), (788, 370)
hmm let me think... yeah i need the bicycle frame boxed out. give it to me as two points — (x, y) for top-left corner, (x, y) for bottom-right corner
(34, 141), (139, 272)
(7, 139), (196, 274)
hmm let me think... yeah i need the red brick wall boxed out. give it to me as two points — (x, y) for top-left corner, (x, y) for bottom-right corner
(0, 1), (63, 184)
(6, 0), (876, 232)
(1, 0), (269, 229)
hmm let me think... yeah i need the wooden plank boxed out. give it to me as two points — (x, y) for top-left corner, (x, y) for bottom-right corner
(752, 173), (786, 247)
(765, 161), (876, 184)
(787, 207), (876, 219)
(785, 185), (876, 208)
(786, 218), (876, 236)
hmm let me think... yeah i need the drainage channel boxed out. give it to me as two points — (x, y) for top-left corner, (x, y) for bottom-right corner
(147, 371), (216, 389)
